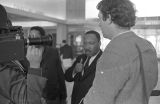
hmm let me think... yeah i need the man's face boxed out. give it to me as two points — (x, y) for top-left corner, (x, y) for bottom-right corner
(84, 33), (100, 57)
(29, 30), (41, 38)
(98, 11), (112, 39)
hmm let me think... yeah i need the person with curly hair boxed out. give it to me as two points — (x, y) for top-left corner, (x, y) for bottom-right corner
(84, 0), (158, 104)
(26, 26), (67, 104)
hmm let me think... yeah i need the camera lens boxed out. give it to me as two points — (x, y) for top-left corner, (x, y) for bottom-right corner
(25, 35), (53, 46)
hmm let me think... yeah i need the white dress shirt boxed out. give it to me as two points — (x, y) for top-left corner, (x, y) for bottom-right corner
(81, 51), (100, 76)
(72, 51), (100, 77)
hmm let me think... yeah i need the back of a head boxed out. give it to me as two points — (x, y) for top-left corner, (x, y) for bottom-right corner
(62, 40), (66, 44)
(97, 0), (136, 29)
(0, 4), (8, 30)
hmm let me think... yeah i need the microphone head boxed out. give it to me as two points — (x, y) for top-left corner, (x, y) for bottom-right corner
(0, 4), (8, 29)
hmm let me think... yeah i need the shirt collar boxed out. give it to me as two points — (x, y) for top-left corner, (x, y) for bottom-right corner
(91, 50), (100, 58)
(112, 30), (132, 40)
(88, 50), (101, 65)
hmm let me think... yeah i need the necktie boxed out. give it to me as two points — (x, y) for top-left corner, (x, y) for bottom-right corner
(84, 57), (90, 73)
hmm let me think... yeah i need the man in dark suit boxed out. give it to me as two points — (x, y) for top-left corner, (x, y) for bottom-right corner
(65, 30), (102, 104)
(60, 40), (73, 60)
(60, 40), (73, 70)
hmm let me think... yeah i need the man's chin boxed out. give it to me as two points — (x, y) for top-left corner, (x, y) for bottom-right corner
(86, 53), (92, 57)
(85, 52), (90, 56)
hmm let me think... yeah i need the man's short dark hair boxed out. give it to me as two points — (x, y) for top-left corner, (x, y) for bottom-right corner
(30, 26), (45, 36)
(97, 0), (136, 28)
(62, 40), (66, 43)
(85, 30), (101, 42)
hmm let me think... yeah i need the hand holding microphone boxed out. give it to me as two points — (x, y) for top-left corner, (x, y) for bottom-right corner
(74, 59), (84, 73)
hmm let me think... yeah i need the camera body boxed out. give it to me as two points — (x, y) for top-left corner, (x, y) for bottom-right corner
(0, 26), (53, 62)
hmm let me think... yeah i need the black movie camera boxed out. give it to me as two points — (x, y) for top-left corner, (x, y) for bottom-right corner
(0, 26), (53, 62)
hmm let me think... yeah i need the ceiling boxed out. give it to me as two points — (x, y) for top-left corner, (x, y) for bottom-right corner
(1, 0), (100, 25)
(1, 0), (66, 20)
(8, 13), (40, 22)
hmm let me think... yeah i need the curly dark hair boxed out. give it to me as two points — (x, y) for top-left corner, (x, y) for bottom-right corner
(97, 0), (136, 28)
(30, 26), (45, 36)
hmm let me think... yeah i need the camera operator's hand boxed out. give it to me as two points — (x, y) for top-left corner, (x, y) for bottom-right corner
(26, 46), (44, 68)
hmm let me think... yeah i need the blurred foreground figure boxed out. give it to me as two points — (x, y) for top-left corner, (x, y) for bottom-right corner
(0, 4), (28, 104)
(84, 0), (158, 104)
(0, 4), (66, 104)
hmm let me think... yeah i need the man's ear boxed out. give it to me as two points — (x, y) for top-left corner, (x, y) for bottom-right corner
(102, 14), (112, 24)
(108, 14), (112, 24)
(102, 15), (106, 21)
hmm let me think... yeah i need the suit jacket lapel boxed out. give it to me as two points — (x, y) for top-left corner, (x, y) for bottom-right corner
(74, 55), (87, 81)
(81, 50), (102, 80)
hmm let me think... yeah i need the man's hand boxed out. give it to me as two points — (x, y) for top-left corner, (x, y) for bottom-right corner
(26, 46), (44, 68)
(74, 59), (84, 73)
